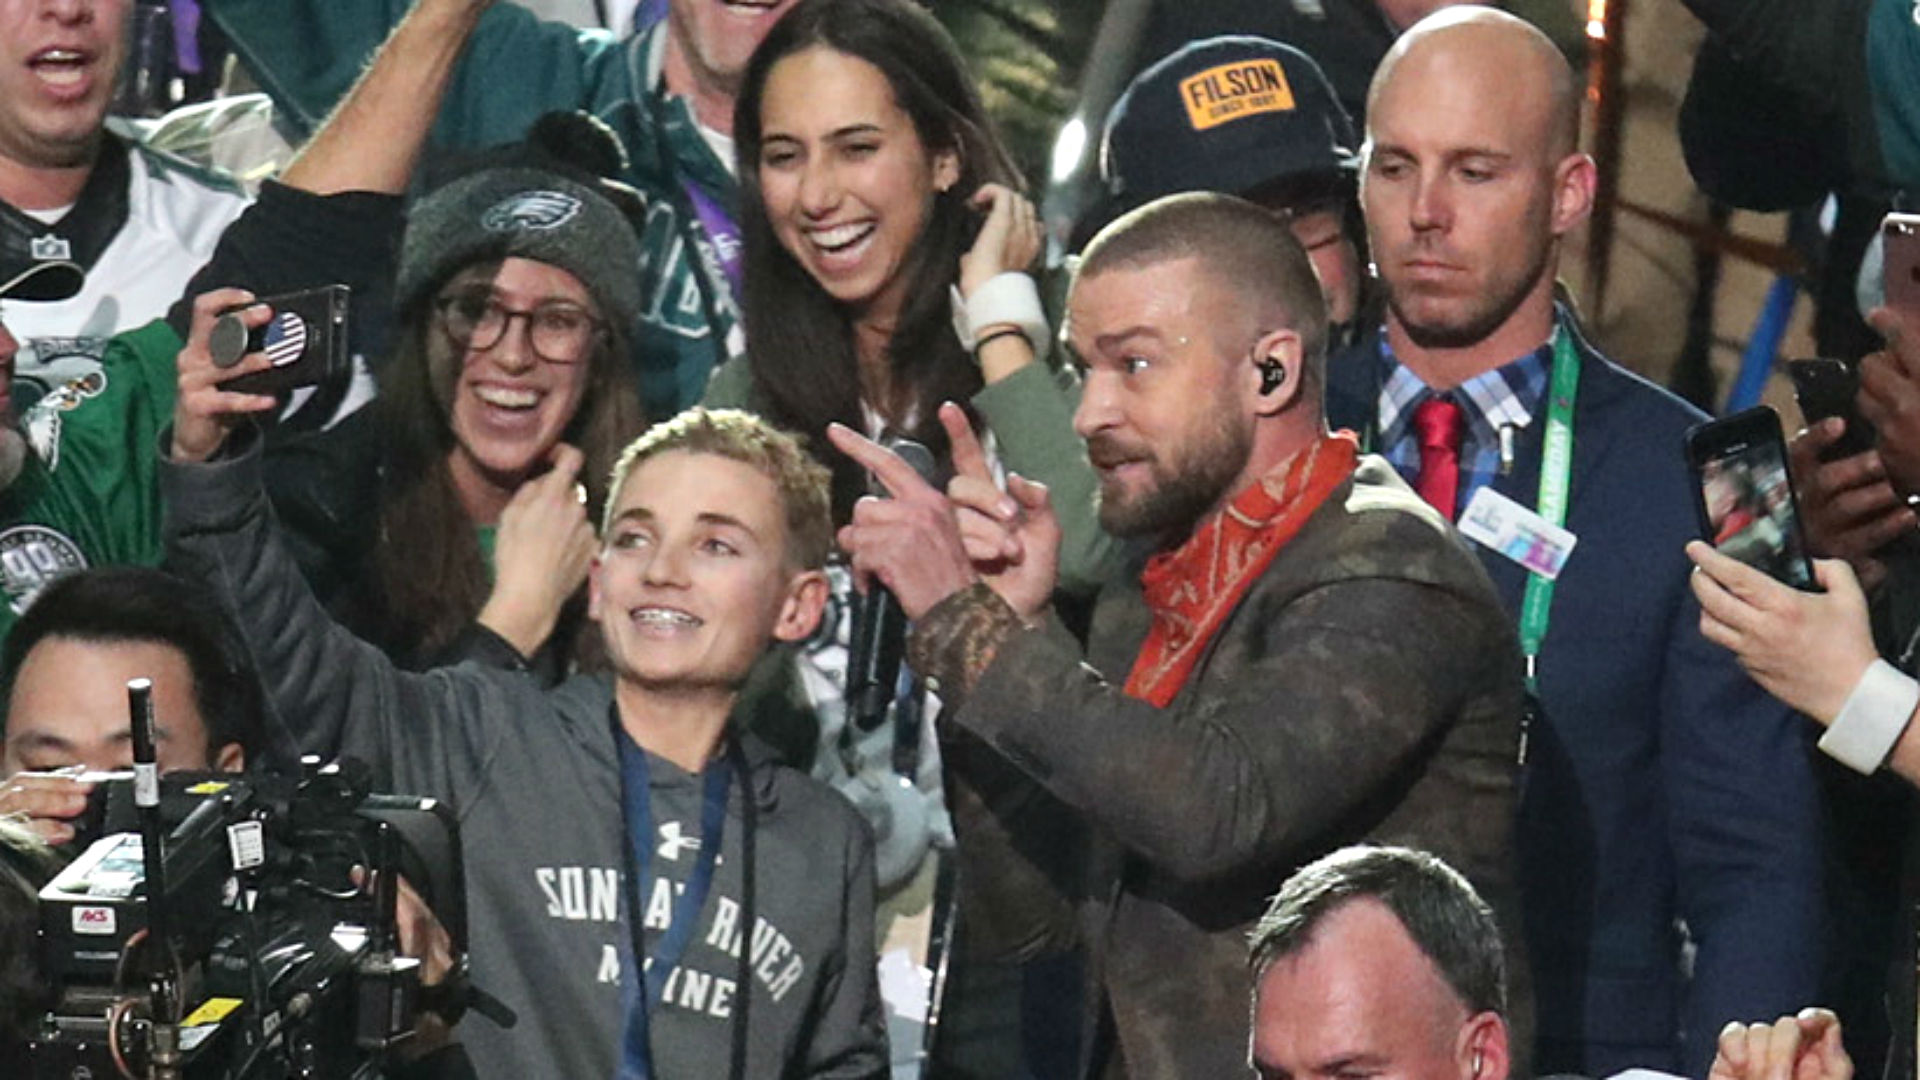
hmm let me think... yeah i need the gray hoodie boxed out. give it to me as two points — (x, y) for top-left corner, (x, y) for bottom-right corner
(160, 431), (887, 1080)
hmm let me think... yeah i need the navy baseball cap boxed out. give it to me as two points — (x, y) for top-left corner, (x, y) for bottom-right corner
(1101, 36), (1359, 211)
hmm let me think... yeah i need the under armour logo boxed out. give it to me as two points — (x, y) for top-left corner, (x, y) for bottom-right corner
(657, 821), (701, 862)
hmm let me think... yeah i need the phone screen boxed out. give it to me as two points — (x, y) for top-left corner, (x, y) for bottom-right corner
(1696, 433), (1815, 589)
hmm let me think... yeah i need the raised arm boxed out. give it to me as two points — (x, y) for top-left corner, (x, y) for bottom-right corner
(162, 291), (506, 800)
(207, 0), (619, 149)
(278, 0), (493, 196)
(957, 186), (1120, 594)
(909, 574), (1512, 883)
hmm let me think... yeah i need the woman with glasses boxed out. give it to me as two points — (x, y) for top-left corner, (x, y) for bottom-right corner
(331, 129), (646, 680)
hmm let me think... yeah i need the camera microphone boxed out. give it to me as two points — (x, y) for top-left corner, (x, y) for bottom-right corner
(848, 437), (939, 732)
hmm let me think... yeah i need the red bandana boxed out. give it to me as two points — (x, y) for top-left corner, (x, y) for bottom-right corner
(1123, 432), (1359, 707)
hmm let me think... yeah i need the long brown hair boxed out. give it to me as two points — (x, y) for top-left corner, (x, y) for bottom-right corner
(733, 0), (1023, 521)
(360, 283), (643, 667)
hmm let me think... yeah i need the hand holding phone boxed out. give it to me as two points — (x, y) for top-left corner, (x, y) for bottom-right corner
(211, 284), (350, 396)
(1685, 405), (1818, 590)
(172, 288), (286, 462)
(1788, 358), (1875, 462)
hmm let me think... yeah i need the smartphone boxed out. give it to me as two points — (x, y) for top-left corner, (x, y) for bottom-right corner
(1787, 358), (1876, 462)
(1686, 407), (1818, 590)
(1883, 212), (1920, 318)
(211, 284), (350, 396)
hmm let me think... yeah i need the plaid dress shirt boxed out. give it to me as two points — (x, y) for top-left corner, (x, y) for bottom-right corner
(1374, 330), (1557, 519)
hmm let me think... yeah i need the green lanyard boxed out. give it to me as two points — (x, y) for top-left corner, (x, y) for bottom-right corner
(1520, 330), (1580, 694)
(1364, 328), (1581, 764)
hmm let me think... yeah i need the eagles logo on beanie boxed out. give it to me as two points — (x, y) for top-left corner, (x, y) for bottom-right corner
(394, 112), (645, 335)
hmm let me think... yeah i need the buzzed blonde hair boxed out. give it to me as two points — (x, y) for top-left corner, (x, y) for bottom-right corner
(602, 408), (834, 570)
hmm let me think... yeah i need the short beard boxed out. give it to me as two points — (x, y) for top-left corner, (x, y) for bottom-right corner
(1096, 413), (1252, 539)
(1384, 245), (1554, 352)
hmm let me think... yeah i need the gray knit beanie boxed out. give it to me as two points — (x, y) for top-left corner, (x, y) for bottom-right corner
(394, 164), (644, 333)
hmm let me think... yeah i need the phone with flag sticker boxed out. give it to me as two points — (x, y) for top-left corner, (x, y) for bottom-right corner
(211, 284), (349, 396)
(1685, 405), (1817, 590)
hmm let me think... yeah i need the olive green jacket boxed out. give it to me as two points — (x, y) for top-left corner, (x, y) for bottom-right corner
(910, 457), (1529, 1080)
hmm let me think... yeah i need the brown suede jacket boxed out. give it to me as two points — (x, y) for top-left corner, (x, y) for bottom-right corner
(910, 456), (1528, 1080)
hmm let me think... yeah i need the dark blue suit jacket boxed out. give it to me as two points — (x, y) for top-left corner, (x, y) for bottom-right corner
(1327, 313), (1824, 1077)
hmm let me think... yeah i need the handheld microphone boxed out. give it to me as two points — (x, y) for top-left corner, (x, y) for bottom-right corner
(848, 438), (939, 731)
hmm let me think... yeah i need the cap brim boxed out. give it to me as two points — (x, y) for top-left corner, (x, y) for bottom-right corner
(0, 260), (84, 302)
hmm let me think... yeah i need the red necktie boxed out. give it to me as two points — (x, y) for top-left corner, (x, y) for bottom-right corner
(1413, 396), (1465, 520)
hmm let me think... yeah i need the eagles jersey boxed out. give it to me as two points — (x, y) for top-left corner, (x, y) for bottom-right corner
(0, 320), (181, 642)
(2, 131), (247, 417)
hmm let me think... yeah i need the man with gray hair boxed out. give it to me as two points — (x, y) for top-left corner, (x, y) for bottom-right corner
(1249, 845), (1512, 1080)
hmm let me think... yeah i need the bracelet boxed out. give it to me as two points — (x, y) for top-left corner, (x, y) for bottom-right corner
(1818, 658), (1920, 774)
(972, 326), (1027, 356)
(950, 272), (1050, 358)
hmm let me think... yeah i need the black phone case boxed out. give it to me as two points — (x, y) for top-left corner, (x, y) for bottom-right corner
(1684, 405), (1819, 590)
(1787, 358), (1876, 461)
(217, 284), (351, 396)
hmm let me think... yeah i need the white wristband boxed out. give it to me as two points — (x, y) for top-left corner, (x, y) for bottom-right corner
(1818, 658), (1920, 774)
(950, 272), (1049, 357)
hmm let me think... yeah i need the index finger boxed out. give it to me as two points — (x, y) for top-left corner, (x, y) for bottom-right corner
(826, 422), (939, 500)
(185, 287), (263, 351)
(1811, 446), (1891, 498)
(1687, 540), (1794, 615)
(968, 182), (1014, 215)
(546, 442), (585, 483)
(940, 401), (992, 483)
(189, 286), (258, 324)
(1794, 1008), (1840, 1045)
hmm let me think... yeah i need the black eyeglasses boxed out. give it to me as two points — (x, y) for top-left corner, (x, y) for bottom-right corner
(432, 288), (605, 365)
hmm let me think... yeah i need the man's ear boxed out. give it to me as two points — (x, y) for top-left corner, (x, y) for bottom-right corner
(1454, 1011), (1510, 1080)
(773, 569), (830, 643)
(1550, 152), (1597, 237)
(1249, 328), (1306, 417)
(214, 742), (246, 773)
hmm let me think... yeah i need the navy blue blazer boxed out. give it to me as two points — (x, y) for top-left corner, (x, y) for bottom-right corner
(1327, 313), (1824, 1078)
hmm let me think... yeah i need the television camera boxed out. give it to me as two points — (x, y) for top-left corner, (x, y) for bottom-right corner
(27, 680), (483, 1079)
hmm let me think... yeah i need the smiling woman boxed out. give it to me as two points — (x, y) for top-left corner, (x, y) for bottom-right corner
(334, 115), (647, 679)
(713, 0), (1056, 521)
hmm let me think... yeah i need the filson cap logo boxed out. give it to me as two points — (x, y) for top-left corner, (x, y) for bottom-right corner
(1179, 58), (1297, 132)
(480, 191), (583, 233)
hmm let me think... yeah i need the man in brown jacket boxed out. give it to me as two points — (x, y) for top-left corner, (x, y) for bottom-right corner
(831, 192), (1524, 1079)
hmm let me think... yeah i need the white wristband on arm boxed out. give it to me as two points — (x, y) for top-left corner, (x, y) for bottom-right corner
(1818, 658), (1920, 774)
(950, 272), (1049, 357)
